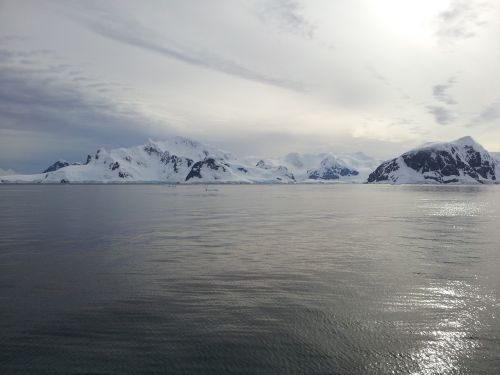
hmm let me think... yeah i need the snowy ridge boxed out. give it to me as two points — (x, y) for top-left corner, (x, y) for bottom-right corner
(275, 152), (380, 182)
(368, 136), (498, 184)
(241, 152), (379, 183)
(0, 136), (299, 184)
(2, 135), (498, 184)
(43, 160), (81, 173)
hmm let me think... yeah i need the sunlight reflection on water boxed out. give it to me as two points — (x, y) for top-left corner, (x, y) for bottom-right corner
(424, 200), (483, 217)
(0, 185), (499, 374)
(407, 281), (488, 375)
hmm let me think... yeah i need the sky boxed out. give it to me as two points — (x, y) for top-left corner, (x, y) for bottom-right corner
(1, 0), (500, 173)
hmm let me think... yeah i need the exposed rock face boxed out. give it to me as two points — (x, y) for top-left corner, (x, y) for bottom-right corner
(256, 160), (271, 169)
(110, 162), (120, 171)
(276, 151), (378, 182)
(367, 159), (400, 183)
(368, 136), (497, 184)
(255, 160), (295, 181)
(161, 153), (193, 173)
(307, 157), (359, 180)
(185, 158), (229, 181)
(274, 166), (295, 182)
(43, 160), (80, 173)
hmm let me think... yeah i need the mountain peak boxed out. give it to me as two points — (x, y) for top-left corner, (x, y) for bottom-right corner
(368, 136), (496, 184)
(454, 136), (476, 145)
(43, 160), (80, 174)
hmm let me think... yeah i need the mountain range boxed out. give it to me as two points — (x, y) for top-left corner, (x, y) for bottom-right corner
(1, 136), (499, 184)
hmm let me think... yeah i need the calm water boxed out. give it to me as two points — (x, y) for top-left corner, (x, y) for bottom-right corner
(0, 185), (499, 374)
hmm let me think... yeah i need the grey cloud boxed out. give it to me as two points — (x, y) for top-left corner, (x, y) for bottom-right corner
(435, 0), (489, 42)
(468, 101), (500, 127)
(71, 76), (93, 82)
(365, 65), (415, 102)
(365, 64), (390, 86)
(0, 167), (17, 176)
(427, 105), (456, 125)
(0, 61), (174, 167)
(256, 0), (315, 39)
(0, 49), (55, 62)
(388, 118), (412, 127)
(71, 8), (304, 92)
(0, 35), (28, 43)
(387, 118), (428, 136)
(428, 77), (458, 125)
(1, 47), (133, 93)
(432, 77), (457, 105)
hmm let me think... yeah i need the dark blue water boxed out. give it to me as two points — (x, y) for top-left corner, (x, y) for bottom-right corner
(0, 185), (499, 374)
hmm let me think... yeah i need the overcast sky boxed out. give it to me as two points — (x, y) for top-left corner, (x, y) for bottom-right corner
(1, 0), (499, 172)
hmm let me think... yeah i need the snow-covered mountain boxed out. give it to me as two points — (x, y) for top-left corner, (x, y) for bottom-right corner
(2, 135), (496, 184)
(0, 136), (379, 184)
(274, 152), (380, 182)
(367, 136), (498, 184)
(0, 137), (301, 184)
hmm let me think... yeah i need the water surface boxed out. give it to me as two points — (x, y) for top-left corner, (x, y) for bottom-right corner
(0, 185), (499, 374)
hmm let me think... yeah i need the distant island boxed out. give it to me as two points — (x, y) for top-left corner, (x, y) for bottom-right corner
(1, 136), (498, 185)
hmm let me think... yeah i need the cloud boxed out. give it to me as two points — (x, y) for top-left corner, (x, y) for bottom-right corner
(434, 0), (490, 43)
(0, 35), (27, 44)
(0, 48), (55, 64)
(0, 66), (164, 140)
(69, 5), (305, 92)
(468, 101), (500, 127)
(427, 105), (456, 125)
(432, 77), (457, 105)
(428, 77), (458, 124)
(365, 64), (390, 86)
(0, 50), (178, 171)
(0, 167), (17, 176)
(256, 0), (316, 39)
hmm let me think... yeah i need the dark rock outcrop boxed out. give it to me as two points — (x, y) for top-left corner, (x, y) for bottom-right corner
(43, 160), (80, 173)
(185, 158), (229, 181)
(368, 137), (497, 184)
(307, 157), (359, 180)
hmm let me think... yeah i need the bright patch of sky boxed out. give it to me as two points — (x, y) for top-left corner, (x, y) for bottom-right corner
(1, 0), (499, 172)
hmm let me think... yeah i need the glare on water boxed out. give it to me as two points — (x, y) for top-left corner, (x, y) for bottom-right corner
(0, 184), (499, 375)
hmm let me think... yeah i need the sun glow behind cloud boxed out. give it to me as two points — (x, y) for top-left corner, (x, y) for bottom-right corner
(0, 0), (500, 171)
(368, 0), (451, 40)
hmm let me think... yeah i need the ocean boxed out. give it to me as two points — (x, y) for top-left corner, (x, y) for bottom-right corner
(0, 184), (499, 374)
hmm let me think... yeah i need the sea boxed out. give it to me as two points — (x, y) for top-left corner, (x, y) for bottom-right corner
(0, 184), (499, 374)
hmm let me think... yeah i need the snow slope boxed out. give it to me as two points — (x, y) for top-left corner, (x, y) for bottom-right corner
(275, 152), (380, 182)
(493, 152), (500, 178)
(368, 136), (498, 184)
